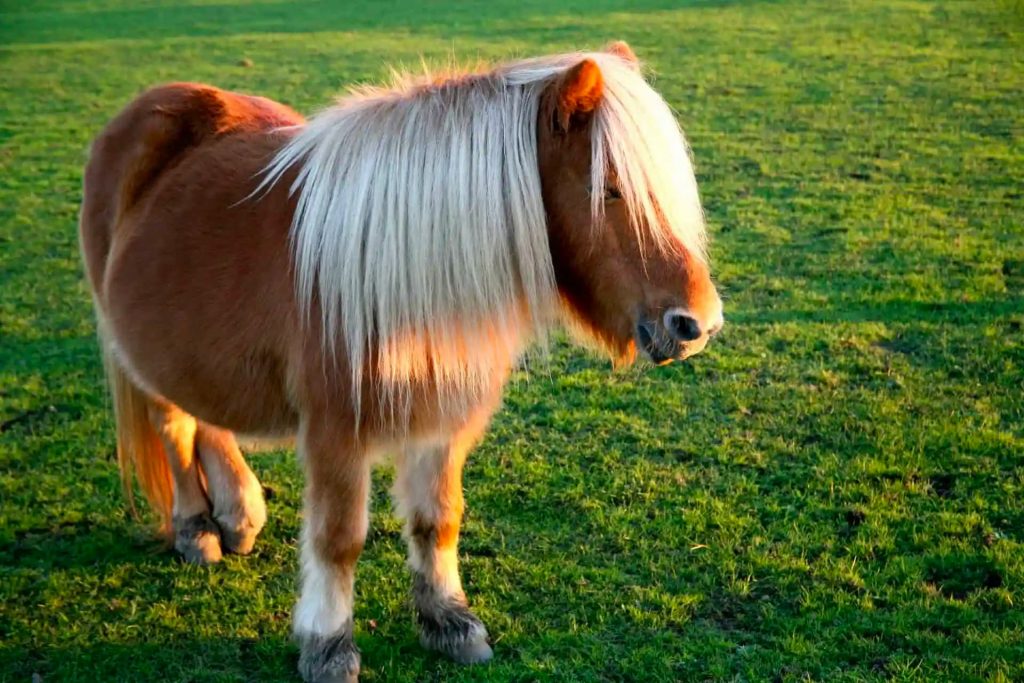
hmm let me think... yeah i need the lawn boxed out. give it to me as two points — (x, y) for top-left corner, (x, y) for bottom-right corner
(1, 0), (1022, 681)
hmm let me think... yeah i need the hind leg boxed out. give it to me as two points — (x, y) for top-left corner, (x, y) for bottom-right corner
(195, 423), (267, 555)
(147, 401), (223, 564)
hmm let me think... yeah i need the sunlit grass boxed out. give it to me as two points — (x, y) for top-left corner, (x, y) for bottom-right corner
(1, 0), (1022, 680)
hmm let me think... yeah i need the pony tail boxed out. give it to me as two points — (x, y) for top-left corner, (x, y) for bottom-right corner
(97, 314), (174, 538)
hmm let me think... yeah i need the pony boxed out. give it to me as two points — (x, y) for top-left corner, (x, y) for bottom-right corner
(79, 41), (723, 682)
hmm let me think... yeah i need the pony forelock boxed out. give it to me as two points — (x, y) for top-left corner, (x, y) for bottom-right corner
(258, 50), (706, 420)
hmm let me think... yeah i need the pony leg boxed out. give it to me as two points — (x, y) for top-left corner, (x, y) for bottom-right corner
(394, 412), (493, 664)
(194, 423), (267, 555)
(147, 401), (222, 564)
(293, 419), (369, 683)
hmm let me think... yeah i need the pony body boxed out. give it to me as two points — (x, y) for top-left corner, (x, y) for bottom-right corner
(80, 44), (722, 682)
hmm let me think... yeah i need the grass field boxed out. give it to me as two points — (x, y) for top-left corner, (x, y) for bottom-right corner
(1, 0), (1023, 681)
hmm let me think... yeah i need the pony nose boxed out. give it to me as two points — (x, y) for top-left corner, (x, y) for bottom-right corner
(663, 310), (702, 342)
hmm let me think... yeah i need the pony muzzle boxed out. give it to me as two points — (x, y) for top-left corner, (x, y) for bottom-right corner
(636, 308), (719, 364)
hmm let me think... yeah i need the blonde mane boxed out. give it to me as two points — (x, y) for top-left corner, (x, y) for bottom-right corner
(259, 50), (707, 418)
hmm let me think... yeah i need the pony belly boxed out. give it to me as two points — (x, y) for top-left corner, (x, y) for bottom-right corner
(104, 306), (299, 435)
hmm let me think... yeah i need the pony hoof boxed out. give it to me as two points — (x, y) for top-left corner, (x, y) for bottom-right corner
(298, 630), (360, 683)
(214, 484), (267, 555)
(174, 513), (223, 565)
(215, 516), (261, 555)
(449, 634), (493, 664)
(307, 671), (357, 683)
(417, 600), (492, 664)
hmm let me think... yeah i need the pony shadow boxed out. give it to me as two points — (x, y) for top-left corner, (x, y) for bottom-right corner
(6, 621), (498, 682)
(5, 636), (297, 683)
(0, 517), (169, 572)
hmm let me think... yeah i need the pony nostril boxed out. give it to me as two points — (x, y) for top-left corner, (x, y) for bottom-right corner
(665, 311), (702, 342)
(636, 320), (656, 350)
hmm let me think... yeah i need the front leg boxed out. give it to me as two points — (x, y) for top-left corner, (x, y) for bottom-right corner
(394, 412), (494, 664)
(294, 418), (370, 683)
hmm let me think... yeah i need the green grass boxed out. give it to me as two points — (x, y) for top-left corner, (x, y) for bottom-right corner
(1, 0), (1022, 680)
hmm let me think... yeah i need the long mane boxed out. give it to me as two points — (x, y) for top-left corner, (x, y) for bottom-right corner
(259, 51), (706, 418)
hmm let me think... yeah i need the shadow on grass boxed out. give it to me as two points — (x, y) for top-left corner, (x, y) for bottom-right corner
(0, 333), (99, 378)
(0, 516), (169, 571)
(729, 295), (1024, 326)
(1, 636), (297, 683)
(6, 597), (1017, 682)
(1, 0), (783, 47)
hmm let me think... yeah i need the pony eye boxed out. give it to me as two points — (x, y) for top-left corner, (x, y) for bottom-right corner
(586, 184), (622, 201)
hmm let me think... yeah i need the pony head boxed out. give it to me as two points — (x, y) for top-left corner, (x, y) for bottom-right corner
(535, 43), (723, 365)
(263, 43), (723, 417)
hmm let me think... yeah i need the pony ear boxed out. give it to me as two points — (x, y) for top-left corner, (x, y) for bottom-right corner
(556, 58), (604, 130)
(605, 40), (639, 67)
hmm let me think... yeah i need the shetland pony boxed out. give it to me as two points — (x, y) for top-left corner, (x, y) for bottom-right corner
(79, 42), (723, 682)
